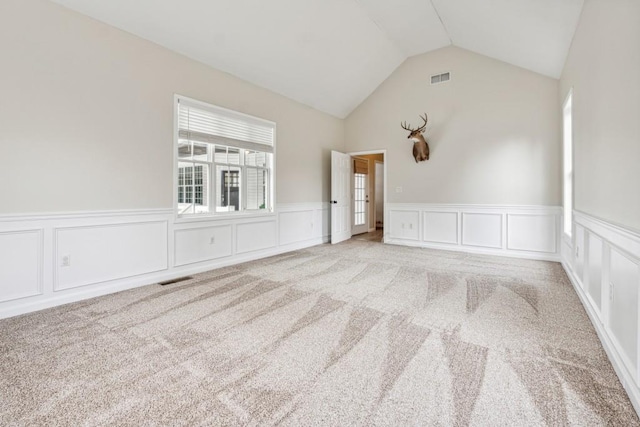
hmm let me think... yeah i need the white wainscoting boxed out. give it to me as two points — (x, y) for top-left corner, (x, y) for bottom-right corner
(54, 221), (169, 291)
(0, 229), (43, 303)
(386, 204), (561, 260)
(562, 211), (640, 416)
(174, 224), (233, 267)
(0, 203), (329, 319)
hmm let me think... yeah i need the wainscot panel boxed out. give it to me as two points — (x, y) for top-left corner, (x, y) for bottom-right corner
(507, 214), (557, 253)
(389, 210), (420, 241)
(422, 211), (458, 244)
(174, 224), (233, 267)
(279, 210), (314, 246)
(0, 229), (43, 303)
(462, 213), (502, 249)
(562, 211), (640, 417)
(386, 204), (561, 261)
(236, 220), (277, 254)
(55, 221), (169, 291)
(0, 203), (330, 319)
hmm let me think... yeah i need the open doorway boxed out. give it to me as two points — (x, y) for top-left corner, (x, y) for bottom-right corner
(349, 151), (385, 243)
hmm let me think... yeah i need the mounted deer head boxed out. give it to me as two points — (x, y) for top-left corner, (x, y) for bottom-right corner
(401, 114), (430, 163)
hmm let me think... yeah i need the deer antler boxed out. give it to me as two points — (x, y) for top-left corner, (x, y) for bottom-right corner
(401, 114), (428, 132)
(400, 121), (413, 131)
(416, 114), (428, 132)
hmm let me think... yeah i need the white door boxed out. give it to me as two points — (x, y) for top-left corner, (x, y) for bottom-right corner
(352, 166), (369, 235)
(331, 151), (351, 244)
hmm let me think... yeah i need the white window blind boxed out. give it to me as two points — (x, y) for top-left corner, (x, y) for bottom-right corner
(178, 98), (275, 153)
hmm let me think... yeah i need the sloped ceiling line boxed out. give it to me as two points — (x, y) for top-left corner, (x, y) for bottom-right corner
(429, 0), (452, 44)
(50, 0), (584, 118)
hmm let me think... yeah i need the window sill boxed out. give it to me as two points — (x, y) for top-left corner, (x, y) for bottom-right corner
(174, 210), (276, 224)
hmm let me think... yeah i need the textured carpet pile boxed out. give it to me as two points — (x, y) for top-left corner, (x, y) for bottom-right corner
(1, 238), (638, 426)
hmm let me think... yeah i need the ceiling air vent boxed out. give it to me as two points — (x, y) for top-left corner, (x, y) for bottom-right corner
(431, 72), (450, 85)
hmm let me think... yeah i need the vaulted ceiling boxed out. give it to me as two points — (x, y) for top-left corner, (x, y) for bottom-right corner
(50, 0), (584, 118)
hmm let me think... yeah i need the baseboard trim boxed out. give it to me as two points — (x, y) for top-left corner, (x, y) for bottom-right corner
(385, 238), (561, 262)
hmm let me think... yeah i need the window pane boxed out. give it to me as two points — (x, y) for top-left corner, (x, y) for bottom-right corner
(216, 165), (241, 212)
(563, 93), (573, 236)
(178, 141), (192, 160)
(353, 173), (366, 226)
(192, 143), (209, 162)
(227, 147), (240, 165)
(245, 150), (267, 167)
(246, 168), (267, 210)
(178, 162), (210, 215)
(214, 146), (228, 163)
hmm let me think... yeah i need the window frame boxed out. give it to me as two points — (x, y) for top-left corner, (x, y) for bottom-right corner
(562, 88), (573, 239)
(173, 95), (276, 221)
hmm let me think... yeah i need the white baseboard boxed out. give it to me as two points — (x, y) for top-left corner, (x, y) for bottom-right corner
(562, 210), (640, 417)
(0, 204), (329, 319)
(385, 203), (561, 261)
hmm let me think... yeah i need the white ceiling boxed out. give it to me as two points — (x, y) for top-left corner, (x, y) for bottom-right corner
(50, 0), (584, 118)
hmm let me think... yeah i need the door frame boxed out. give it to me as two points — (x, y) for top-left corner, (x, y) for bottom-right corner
(347, 150), (387, 242)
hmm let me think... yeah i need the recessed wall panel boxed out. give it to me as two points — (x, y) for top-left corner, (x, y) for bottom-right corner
(609, 249), (639, 372)
(575, 224), (585, 283)
(587, 234), (603, 311)
(423, 211), (457, 244)
(389, 210), (420, 240)
(507, 214), (556, 253)
(279, 211), (314, 245)
(462, 213), (502, 249)
(236, 220), (277, 254)
(0, 230), (42, 302)
(55, 221), (168, 291)
(174, 225), (232, 266)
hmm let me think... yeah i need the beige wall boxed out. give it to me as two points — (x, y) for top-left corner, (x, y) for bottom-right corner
(560, 0), (640, 231)
(0, 0), (344, 214)
(345, 46), (561, 206)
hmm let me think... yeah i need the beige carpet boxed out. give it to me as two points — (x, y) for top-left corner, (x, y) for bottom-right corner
(1, 239), (638, 426)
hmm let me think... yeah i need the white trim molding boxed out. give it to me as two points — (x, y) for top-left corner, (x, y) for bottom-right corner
(0, 203), (329, 319)
(385, 203), (562, 261)
(562, 210), (640, 417)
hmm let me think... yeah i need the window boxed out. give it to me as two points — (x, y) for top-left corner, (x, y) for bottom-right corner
(175, 96), (275, 217)
(178, 165), (204, 205)
(563, 90), (573, 237)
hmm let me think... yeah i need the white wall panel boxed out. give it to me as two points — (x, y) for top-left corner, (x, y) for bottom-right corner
(575, 224), (585, 284)
(174, 225), (232, 267)
(319, 208), (331, 239)
(587, 234), (604, 311)
(0, 230), (42, 302)
(423, 211), (457, 244)
(389, 210), (420, 241)
(0, 205), (330, 319)
(236, 220), (277, 254)
(279, 210), (314, 246)
(462, 213), (502, 249)
(386, 204), (560, 260)
(55, 221), (168, 291)
(507, 214), (557, 253)
(562, 211), (640, 414)
(609, 249), (639, 374)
